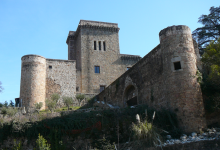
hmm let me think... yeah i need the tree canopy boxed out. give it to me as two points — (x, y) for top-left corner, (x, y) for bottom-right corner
(192, 6), (220, 55)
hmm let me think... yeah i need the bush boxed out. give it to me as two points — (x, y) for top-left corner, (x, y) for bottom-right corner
(76, 94), (85, 105)
(6, 107), (18, 117)
(0, 107), (18, 117)
(62, 96), (74, 110)
(1, 107), (7, 115)
(51, 93), (60, 104)
(131, 119), (163, 147)
(92, 138), (115, 150)
(12, 139), (22, 150)
(45, 99), (56, 113)
(35, 133), (51, 150)
(34, 102), (43, 114)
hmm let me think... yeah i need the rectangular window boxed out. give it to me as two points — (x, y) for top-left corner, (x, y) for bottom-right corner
(95, 66), (100, 73)
(76, 87), (79, 92)
(174, 62), (181, 70)
(99, 41), (101, 50)
(49, 66), (52, 69)
(103, 42), (106, 51)
(100, 86), (105, 92)
(94, 41), (96, 50)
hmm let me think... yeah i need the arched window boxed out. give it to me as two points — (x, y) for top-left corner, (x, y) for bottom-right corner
(124, 85), (137, 106)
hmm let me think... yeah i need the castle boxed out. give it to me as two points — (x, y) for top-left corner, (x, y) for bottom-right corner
(20, 20), (206, 132)
(19, 20), (141, 110)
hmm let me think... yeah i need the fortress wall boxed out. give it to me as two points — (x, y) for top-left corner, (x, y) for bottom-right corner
(97, 25), (206, 133)
(20, 55), (46, 110)
(46, 59), (76, 103)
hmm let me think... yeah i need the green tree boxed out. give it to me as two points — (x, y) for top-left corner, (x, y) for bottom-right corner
(76, 94), (85, 106)
(9, 100), (15, 107)
(201, 38), (220, 112)
(46, 99), (56, 113)
(62, 96), (74, 110)
(34, 102), (43, 114)
(51, 93), (60, 108)
(192, 6), (220, 54)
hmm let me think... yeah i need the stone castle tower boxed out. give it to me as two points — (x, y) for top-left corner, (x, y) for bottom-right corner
(66, 20), (141, 94)
(20, 20), (141, 110)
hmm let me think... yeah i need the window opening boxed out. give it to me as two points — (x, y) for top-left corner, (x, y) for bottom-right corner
(49, 66), (52, 69)
(100, 86), (105, 92)
(174, 61), (181, 70)
(95, 66), (100, 73)
(99, 41), (101, 50)
(76, 87), (79, 92)
(127, 67), (131, 70)
(94, 41), (96, 50)
(103, 42), (106, 51)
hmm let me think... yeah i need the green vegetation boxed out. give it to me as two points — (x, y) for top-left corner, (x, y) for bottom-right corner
(0, 107), (18, 117)
(12, 140), (22, 150)
(34, 102), (43, 114)
(45, 99), (56, 113)
(200, 38), (220, 113)
(0, 104), (179, 149)
(192, 6), (220, 54)
(131, 119), (162, 147)
(35, 134), (51, 150)
(62, 96), (74, 110)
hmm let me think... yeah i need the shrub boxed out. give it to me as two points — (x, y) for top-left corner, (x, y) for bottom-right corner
(76, 94), (85, 105)
(6, 107), (18, 117)
(0, 103), (3, 107)
(92, 138), (115, 150)
(35, 133), (51, 150)
(12, 139), (22, 150)
(131, 119), (163, 147)
(51, 93), (60, 103)
(34, 102), (43, 114)
(45, 99), (56, 113)
(62, 96), (74, 110)
(1, 107), (7, 115)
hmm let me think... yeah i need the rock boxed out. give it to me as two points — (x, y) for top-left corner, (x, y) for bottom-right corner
(174, 139), (181, 144)
(198, 135), (204, 139)
(180, 134), (187, 140)
(202, 132), (208, 136)
(191, 132), (197, 137)
(166, 135), (171, 139)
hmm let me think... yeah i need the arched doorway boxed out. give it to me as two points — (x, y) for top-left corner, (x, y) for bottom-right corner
(124, 85), (138, 106)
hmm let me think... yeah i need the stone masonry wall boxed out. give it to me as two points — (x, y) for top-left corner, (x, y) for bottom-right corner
(20, 55), (46, 110)
(70, 20), (140, 94)
(46, 59), (76, 104)
(97, 25), (206, 133)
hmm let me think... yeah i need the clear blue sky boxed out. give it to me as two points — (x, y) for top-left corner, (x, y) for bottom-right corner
(0, 0), (219, 103)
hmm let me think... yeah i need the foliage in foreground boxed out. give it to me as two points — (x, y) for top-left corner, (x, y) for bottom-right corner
(35, 133), (51, 150)
(200, 38), (220, 113)
(131, 119), (163, 147)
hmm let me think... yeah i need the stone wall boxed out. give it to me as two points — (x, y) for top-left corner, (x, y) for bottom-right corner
(96, 25), (206, 133)
(46, 59), (76, 104)
(20, 55), (46, 109)
(67, 20), (140, 94)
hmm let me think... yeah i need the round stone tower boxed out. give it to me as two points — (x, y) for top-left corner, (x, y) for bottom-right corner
(20, 55), (46, 110)
(159, 25), (206, 132)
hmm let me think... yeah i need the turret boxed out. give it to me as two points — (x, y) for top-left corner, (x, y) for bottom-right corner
(159, 25), (206, 132)
(20, 55), (46, 110)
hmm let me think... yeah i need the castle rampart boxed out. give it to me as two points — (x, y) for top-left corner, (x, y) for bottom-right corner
(96, 25), (206, 133)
